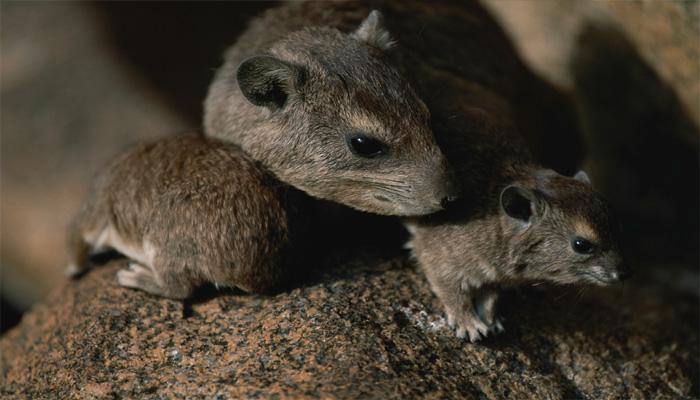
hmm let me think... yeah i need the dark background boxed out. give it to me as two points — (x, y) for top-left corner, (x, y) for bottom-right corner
(1, 1), (698, 333)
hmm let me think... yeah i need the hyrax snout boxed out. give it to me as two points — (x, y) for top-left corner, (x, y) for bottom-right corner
(396, 156), (460, 215)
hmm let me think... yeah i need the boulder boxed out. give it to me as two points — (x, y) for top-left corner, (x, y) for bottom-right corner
(2, 256), (697, 399)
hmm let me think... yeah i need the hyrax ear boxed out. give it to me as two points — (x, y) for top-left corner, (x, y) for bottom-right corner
(353, 10), (395, 50)
(573, 170), (591, 185)
(500, 185), (544, 226)
(237, 56), (306, 110)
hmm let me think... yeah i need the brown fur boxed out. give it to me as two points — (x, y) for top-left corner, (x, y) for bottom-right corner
(405, 105), (628, 342)
(66, 134), (310, 298)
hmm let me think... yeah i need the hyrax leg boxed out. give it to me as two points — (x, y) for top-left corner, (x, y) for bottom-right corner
(65, 233), (92, 278)
(115, 256), (194, 300)
(65, 212), (107, 277)
(474, 289), (504, 334)
(117, 262), (164, 296)
(423, 267), (489, 342)
(69, 222), (193, 299)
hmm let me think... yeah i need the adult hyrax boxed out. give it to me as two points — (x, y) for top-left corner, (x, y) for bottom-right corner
(405, 108), (630, 342)
(66, 134), (310, 298)
(205, 1), (584, 183)
(204, 10), (458, 216)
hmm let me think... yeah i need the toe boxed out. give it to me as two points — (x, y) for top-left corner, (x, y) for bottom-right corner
(116, 269), (136, 287)
(493, 320), (505, 333)
(468, 329), (483, 343)
(446, 313), (456, 328)
(455, 327), (466, 339)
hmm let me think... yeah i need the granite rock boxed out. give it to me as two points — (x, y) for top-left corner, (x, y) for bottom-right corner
(2, 256), (697, 399)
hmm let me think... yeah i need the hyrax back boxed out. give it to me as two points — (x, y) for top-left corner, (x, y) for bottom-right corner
(67, 134), (308, 298)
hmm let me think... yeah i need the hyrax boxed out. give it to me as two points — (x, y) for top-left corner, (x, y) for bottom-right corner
(66, 134), (310, 298)
(405, 107), (630, 342)
(204, 10), (458, 216)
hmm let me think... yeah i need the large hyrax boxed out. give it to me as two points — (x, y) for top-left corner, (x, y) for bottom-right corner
(205, 1), (584, 178)
(405, 108), (630, 342)
(205, 11), (458, 216)
(66, 135), (310, 298)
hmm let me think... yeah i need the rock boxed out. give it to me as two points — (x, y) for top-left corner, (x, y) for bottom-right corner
(481, 0), (699, 127)
(2, 257), (697, 399)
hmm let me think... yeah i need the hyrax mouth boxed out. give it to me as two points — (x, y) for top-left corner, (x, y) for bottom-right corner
(579, 271), (621, 285)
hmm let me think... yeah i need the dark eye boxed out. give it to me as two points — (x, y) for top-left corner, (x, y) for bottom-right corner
(347, 134), (386, 158)
(571, 237), (595, 254)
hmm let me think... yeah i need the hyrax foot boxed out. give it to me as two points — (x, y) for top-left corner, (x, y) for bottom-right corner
(474, 291), (504, 336)
(475, 303), (505, 335)
(487, 317), (505, 334)
(117, 262), (166, 297)
(446, 308), (490, 342)
(65, 262), (84, 278)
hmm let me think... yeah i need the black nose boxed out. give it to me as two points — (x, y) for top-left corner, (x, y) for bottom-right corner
(440, 195), (458, 209)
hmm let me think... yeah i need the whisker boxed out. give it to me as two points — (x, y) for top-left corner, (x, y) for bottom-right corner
(573, 286), (586, 307)
(362, 176), (408, 185)
(342, 177), (407, 189)
(339, 178), (414, 200)
(364, 182), (411, 196)
(370, 181), (411, 191)
(554, 289), (570, 301)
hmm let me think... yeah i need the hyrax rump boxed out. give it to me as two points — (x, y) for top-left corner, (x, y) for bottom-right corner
(66, 134), (310, 298)
(204, 10), (458, 216)
(405, 107), (630, 342)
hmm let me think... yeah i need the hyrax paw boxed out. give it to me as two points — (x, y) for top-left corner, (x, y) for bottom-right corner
(117, 262), (155, 289)
(453, 314), (490, 343)
(64, 263), (82, 278)
(487, 317), (505, 334)
(446, 312), (456, 328)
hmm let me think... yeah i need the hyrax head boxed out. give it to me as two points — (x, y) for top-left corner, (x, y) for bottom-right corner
(498, 170), (630, 286)
(208, 11), (457, 216)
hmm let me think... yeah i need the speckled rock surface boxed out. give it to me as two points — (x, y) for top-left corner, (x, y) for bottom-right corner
(2, 256), (697, 399)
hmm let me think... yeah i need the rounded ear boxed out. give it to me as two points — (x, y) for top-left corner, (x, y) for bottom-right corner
(352, 10), (395, 50)
(237, 56), (305, 110)
(500, 185), (543, 225)
(573, 170), (591, 185)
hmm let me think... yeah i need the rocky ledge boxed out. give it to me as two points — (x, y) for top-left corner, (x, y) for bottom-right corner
(1, 255), (698, 399)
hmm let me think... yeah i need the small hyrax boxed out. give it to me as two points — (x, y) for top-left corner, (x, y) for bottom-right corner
(205, 10), (458, 216)
(66, 134), (310, 298)
(405, 108), (630, 342)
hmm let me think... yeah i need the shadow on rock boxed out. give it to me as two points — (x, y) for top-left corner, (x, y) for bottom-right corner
(92, 2), (279, 123)
(571, 23), (699, 273)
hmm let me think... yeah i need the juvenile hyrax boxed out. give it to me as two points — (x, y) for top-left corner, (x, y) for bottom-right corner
(204, 11), (458, 216)
(66, 134), (309, 298)
(406, 108), (630, 342)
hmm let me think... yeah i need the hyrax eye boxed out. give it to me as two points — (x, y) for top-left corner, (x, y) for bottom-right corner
(571, 237), (595, 254)
(347, 134), (386, 158)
